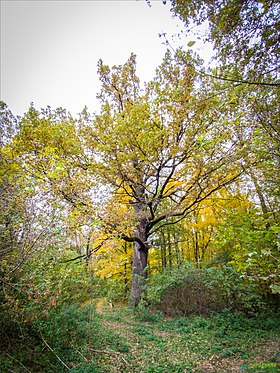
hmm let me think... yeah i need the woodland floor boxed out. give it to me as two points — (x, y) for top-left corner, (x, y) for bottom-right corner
(1, 303), (279, 372)
(91, 305), (280, 373)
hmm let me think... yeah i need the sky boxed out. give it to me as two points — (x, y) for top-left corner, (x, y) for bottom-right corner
(1, 0), (213, 117)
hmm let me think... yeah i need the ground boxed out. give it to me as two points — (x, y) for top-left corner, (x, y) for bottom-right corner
(91, 305), (280, 373)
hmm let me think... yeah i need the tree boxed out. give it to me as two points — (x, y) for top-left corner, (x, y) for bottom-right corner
(83, 50), (245, 305)
(1, 104), (95, 329)
(207, 74), (280, 218)
(167, 0), (279, 219)
(13, 51), (246, 306)
(201, 77), (279, 279)
(214, 205), (280, 294)
(0, 103), (48, 291)
(169, 0), (280, 83)
(0, 101), (20, 146)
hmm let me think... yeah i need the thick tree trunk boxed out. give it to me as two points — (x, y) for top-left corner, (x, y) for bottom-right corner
(131, 198), (149, 307)
(131, 241), (148, 307)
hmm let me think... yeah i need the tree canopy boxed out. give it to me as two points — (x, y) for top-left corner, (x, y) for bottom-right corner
(169, 0), (280, 85)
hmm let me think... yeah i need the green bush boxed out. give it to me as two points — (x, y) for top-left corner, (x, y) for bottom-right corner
(0, 303), (97, 372)
(0, 301), (131, 372)
(147, 265), (269, 316)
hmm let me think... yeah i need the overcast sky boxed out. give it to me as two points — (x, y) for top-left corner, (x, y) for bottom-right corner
(1, 0), (212, 117)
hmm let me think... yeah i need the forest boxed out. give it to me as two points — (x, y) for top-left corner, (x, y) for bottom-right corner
(1, 0), (279, 372)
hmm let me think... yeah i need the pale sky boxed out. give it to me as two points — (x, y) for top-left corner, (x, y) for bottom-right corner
(1, 0), (213, 117)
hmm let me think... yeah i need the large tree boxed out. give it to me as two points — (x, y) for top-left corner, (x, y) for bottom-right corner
(82, 50), (245, 305)
(13, 51), (246, 306)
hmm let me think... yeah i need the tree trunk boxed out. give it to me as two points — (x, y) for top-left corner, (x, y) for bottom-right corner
(123, 242), (129, 295)
(194, 231), (200, 268)
(131, 199), (149, 307)
(131, 241), (148, 306)
(161, 231), (167, 270)
(250, 170), (269, 217)
(167, 228), (173, 269)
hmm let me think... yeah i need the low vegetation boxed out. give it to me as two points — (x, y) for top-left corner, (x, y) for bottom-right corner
(1, 265), (279, 372)
(1, 303), (279, 372)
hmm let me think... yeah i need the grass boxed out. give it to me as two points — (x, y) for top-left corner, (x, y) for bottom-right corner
(89, 307), (280, 372)
(1, 305), (279, 372)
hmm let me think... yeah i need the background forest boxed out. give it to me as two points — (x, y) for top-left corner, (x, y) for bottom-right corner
(1, 0), (279, 372)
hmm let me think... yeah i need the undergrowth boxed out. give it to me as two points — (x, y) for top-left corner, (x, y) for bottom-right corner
(0, 303), (128, 372)
(1, 304), (279, 372)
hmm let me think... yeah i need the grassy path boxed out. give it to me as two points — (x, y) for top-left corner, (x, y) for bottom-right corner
(92, 308), (280, 372)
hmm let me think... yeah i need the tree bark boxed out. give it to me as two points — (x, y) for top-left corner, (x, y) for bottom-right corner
(194, 230), (200, 268)
(167, 228), (173, 269)
(161, 231), (167, 271)
(130, 198), (149, 307)
(131, 241), (148, 307)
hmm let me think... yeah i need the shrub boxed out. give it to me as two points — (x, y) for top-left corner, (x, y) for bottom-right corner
(148, 265), (268, 316)
(0, 303), (98, 372)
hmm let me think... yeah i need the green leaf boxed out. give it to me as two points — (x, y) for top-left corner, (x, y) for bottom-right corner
(187, 41), (196, 47)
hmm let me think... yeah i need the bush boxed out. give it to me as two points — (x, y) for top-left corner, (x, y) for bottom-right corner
(0, 303), (98, 372)
(1, 301), (130, 372)
(147, 265), (269, 316)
